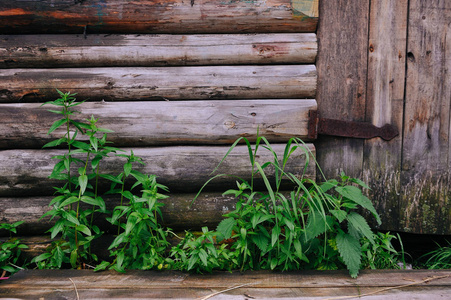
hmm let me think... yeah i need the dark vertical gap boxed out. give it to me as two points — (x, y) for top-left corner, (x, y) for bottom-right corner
(362, 0), (372, 173)
(400, 0), (411, 226)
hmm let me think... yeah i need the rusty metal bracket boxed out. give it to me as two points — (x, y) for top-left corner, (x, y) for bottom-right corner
(308, 110), (399, 141)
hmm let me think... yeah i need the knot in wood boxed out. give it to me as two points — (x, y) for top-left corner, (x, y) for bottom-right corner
(224, 121), (236, 129)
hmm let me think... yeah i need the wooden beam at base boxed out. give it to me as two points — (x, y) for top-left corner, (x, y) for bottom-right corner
(0, 34), (317, 68)
(0, 144), (316, 197)
(0, 65), (317, 102)
(1, 269), (450, 299)
(0, 0), (318, 34)
(0, 99), (317, 149)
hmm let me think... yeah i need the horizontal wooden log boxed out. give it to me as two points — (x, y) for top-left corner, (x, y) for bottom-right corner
(0, 192), (240, 235)
(0, 33), (317, 68)
(0, 99), (317, 149)
(0, 144), (315, 197)
(0, 0), (319, 34)
(0, 65), (317, 102)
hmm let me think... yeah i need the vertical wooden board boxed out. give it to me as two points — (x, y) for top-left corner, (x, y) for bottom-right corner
(401, 0), (451, 234)
(316, 1), (370, 180)
(362, 0), (408, 230)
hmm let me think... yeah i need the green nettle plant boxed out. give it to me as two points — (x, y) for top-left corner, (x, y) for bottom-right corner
(32, 90), (116, 269)
(168, 228), (232, 273)
(95, 158), (171, 272)
(192, 136), (393, 277)
(32, 90), (171, 271)
(0, 222), (28, 276)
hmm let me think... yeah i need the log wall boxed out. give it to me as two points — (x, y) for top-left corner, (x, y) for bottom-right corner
(0, 0), (319, 236)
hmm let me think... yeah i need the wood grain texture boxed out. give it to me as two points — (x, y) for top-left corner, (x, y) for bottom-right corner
(362, 0), (408, 230)
(0, 99), (317, 149)
(0, 65), (317, 102)
(315, 0), (370, 180)
(0, 33), (317, 68)
(0, 144), (316, 197)
(1, 269), (450, 299)
(0, 192), (240, 235)
(400, 0), (451, 234)
(0, 0), (318, 34)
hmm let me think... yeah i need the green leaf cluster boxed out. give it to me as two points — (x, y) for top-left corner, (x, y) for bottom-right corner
(0, 222), (28, 276)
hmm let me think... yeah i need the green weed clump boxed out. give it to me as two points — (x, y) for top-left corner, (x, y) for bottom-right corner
(32, 90), (170, 271)
(0, 221), (28, 277)
(189, 136), (403, 277)
(420, 240), (451, 269)
(23, 90), (402, 277)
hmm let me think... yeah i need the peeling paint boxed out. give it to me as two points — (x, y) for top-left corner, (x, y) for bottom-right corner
(292, 0), (318, 18)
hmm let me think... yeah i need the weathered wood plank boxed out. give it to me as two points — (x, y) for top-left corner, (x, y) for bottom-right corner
(0, 144), (316, 197)
(315, 1), (369, 180)
(0, 33), (317, 68)
(0, 192), (239, 234)
(362, 0), (408, 230)
(0, 99), (317, 149)
(400, 0), (451, 234)
(1, 269), (450, 299)
(0, 65), (317, 102)
(0, 0), (319, 34)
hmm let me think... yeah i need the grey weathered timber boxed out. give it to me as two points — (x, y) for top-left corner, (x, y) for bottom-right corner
(0, 144), (316, 197)
(0, 99), (317, 149)
(400, 0), (451, 234)
(362, 0), (407, 230)
(0, 65), (317, 102)
(0, 33), (317, 68)
(0, 0), (319, 34)
(1, 269), (450, 299)
(316, 1), (369, 180)
(0, 192), (239, 235)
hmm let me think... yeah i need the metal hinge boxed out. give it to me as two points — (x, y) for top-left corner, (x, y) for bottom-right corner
(308, 110), (399, 141)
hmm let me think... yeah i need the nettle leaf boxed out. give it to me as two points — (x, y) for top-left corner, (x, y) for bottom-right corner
(94, 261), (110, 272)
(79, 175), (88, 195)
(124, 162), (132, 177)
(294, 240), (309, 263)
(251, 234), (269, 253)
(59, 196), (79, 208)
(76, 224), (92, 236)
(336, 232), (361, 278)
(70, 249), (78, 268)
(251, 213), (273, 229)
(49, 161), (66, 179)
(72, 141), (91, 151)
(62, 211), (80, 225)
(335, 186), (381, 225)
(216, 217), (235, 239)
(271, 225), (281, 247)
(330, 209), (347, 223)
(90, 136), (98, 152)
(49, 219), (65, 239)
(304, 211), (329, 241)
(346, 212), (375, 245)
(43, 138), (66, 148)
(99, 174), (123, 185)
(47, 119), (66, 134)
(199, 249), (208, 266)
